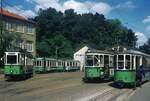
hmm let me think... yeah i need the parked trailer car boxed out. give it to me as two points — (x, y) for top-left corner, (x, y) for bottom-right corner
(45, 58), (59, 72)
(34, 58), (80, 73)
(83, 50), (114, 82)
(34, 58), (45, 73)
(65, 60), (80, 71)
(114, 50), (150, 87)
(4, 52), (33, 80)
(56, 59), (65, 72)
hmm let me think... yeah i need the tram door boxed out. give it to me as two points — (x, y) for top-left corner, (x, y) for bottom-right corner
(104, 55), (109, 76)
(135, 56), (141, 69)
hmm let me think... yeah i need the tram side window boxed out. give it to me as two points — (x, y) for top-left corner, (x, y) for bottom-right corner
(93, 55), (99, 66)
(21, 55), (25, 65)
(7, 55), (17, 64)
(99, 55), (104, 67)
(67, 62), (69, 67)
(104, 55), (109, 66)
(40, 61), (42, 66)
(86, 55), (93, 66)
(70, 62), (72, 67)
(125, 55), (130, 69)
(118, 55), (124, 69)
(109, 56), (114, 67)
(132, 56), (134, 69)
(142, 57), (147, 68)
(47, 61), (49, 67)
(27, 58), (33, 65)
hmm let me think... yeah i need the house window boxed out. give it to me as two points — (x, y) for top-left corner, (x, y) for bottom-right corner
(16, 40), (24, 49)
(16, 24), (24, 33)
(25, 41), (33, 52)
(27, 25), (34, 34)
(5, 22), (13, 31)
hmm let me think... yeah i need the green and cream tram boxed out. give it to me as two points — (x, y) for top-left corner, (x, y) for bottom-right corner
(65, 60), (80, 71)
(34, 58), (58, 73)
(4, 52), (33, 80)
(114, 50), (150, 87)
(34, 58), (45, 73)
(83, 50), (114, 82)
(34, 58), (80, 73)
(56, 59), (65, 71)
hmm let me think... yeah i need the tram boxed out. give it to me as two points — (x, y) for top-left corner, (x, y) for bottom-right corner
(4, 52), (33, 80)
(34, 58), (45, 73)
(34, 58), (80, 73)
(83, 50), (114, 82)
(34, 58), (58, 73)
(114, 50), (150, 87)
(65, 60), (80, 71)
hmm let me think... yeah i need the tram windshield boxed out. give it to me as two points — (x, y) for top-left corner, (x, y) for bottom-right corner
(86, 55), (93, 66)
(94, 55), (99, 66)
(109, 56), (114, 67)
(6, 55), (17, 64)
(118, 55), (124, 69)
(125, 55), (130, 69)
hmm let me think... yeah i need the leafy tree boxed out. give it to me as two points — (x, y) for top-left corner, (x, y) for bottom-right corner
(0, 30), (20, 57)
(35, 7), (137, 58)
(139, 38), (150, 54)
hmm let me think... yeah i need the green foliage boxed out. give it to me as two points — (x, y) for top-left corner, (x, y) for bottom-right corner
(37, 34), (73, 58)
(0, 30), (20, 57)
(35, 8), (137, 58)
(139, 38), (150, 54)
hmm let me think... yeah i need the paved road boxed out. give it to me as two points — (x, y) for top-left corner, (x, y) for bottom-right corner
(0, 72), (135, 101)
(128, 82), (150, 101)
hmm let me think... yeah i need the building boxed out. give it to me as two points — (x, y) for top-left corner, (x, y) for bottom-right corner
(0, 9), (36, 57)
(73, 46), (89, 71)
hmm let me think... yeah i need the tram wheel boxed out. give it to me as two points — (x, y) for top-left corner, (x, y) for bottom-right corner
(82, 77), (88, 83)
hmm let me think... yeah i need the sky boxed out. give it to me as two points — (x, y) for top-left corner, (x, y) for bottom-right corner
(2, 0), (150, 46)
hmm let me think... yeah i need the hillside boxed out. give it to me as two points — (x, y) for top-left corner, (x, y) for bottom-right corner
(35, 8), (137, 58)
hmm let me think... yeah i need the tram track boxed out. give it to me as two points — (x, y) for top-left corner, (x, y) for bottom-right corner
(0, 72), (137, 101)
(83, 87), (134, 101)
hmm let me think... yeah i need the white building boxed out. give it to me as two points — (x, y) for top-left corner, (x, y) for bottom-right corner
(73, 46), (89, 71)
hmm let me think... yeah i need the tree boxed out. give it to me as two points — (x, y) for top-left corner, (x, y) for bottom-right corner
(37, 35), (73, 58)
(139, 38), (150, 54)
(35, 7), (137, 58)
(0, 30), (20, 57)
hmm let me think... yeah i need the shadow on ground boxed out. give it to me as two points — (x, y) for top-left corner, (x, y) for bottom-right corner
(5, 76), (32, 82)
(82, 78), (113, 83)
(109, 80), (149, 89)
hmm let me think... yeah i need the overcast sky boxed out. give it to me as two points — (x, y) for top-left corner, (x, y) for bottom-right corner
(2, 0), (150, 46)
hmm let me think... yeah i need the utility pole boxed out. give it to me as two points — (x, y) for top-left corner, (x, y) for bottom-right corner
(55, 46), (58, 59)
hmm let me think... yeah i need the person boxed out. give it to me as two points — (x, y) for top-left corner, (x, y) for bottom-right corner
(136, 65), (145, 87)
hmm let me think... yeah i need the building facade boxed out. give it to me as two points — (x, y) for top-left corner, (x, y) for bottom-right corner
(74, 46), (89, 71)
(0, 9), (36, 57)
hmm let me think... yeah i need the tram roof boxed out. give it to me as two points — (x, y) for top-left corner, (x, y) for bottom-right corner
(117, 50), (150, 57)
(86, 49), (114, 55)
(35, 57), (57, 60)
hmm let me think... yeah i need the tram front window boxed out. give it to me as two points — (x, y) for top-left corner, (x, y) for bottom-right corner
(118, 55), (124, 69)
(7, 55), (17, 64)
(86, 55), (93, 66)
(125, 55), (130, 69)
(94, 55), (99, 66)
